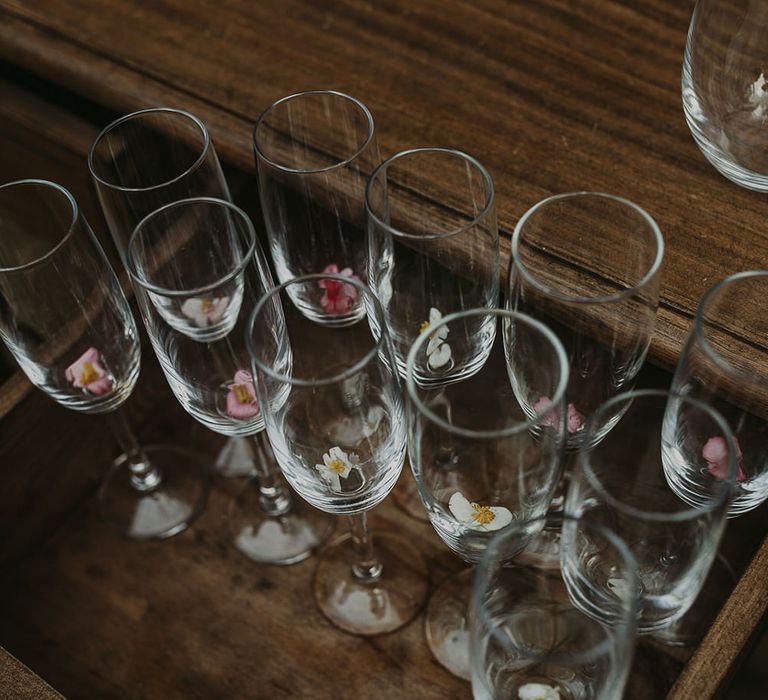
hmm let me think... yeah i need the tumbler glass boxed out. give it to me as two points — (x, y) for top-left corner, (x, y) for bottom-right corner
(683, 0), (768, 191)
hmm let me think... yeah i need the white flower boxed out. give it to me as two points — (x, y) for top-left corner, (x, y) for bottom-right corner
(518, 683), (561, 700)
(315, 446), (360, 491)
(180, 296), (229, 328)
(419, 307), (451, 369)
(448, 492), (513, 532)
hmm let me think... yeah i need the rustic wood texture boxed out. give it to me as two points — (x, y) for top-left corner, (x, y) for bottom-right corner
(1, 1), (768, 698)
(0, 647), (63, 700)
(2, 0), (768, 374)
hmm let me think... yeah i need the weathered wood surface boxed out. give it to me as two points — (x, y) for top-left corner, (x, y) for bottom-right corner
(2, 0), (767, 374)
(1, 1), (768, 698)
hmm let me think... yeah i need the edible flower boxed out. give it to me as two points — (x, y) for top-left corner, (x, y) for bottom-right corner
(534, 396), (584, 433)
(518, 682), (560, 700)
(65, 347), (113, 396)
(181, 296), (229, 328)
(419, 307), (451, 369)
(703, 436), (746, 482)
(448, 491), (513, 532)
(226, 370), (259, 419)
(318, 264), (360, 314)
(316, 446), (360, 491)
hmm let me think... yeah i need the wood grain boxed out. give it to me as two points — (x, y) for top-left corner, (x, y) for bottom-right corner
(2, 0), (768, 374)
(1, 2), (768, 698)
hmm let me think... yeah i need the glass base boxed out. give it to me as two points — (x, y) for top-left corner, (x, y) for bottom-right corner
(98, 444), (210, 539)
(313, 532), (428, 636)
(214, 436), (257, 478)
(425, 568), (473, 680)
(229, 481), (335, 565)
(392, 472), (429, 522)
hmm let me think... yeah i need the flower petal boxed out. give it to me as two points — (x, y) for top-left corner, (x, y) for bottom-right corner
(448, 492), (475, 522)
(566, 403), (584, 433)
(428, 342), (452, 369)
(483, 505), (513, 531)
(518, 682), (561, 700)
(429, 307), (442, 324)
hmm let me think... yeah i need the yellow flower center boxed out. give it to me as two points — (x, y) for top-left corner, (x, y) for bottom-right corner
(80, 361), (100, 385)
(471, 502), (495, 525)
(232, 384), (251, 404)
(201, 298), (214, 313)
(419, 320), (430, 334)
(328, 457), (346, 474)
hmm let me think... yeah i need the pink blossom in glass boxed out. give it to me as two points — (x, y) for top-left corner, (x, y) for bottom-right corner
(227, 369), (259, 419)
(534, 396), (584, 433)
(703, 435), (746, 482)
(65, 347), (113, 396)
(318, 263), (360, 315)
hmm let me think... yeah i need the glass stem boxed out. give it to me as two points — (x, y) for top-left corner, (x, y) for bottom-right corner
(105, 406), (161, 492)
(347, 512), (383, 582)
(250, 431), (292, 517)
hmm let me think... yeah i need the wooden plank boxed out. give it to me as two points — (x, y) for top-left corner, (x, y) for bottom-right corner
(0, 647), (64, 700)
(2, 1), (768, 374)
(668, 534), (768, 699)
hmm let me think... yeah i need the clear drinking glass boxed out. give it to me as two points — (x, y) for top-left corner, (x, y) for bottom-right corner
(564, 390), (735, 634)
(0, 179), (209, 538)
(366, 147), (500, 384)
(406, 309), (569, 678)
(664, 271), (768, 516)
(247, 274), (428, 635)
(127, 198), (333, 564)
(89, 107), (230, 258)
(509, 192), (664, 449)
(253, 90), (379, 326)
(87, 107), (254, 478)
(683, 0), (768, 191)
(470, 515), (638, 700)
(508, 192), (664, 568)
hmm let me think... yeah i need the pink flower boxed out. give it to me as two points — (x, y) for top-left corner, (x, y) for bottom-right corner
(703, 436), (747, 482)
(318, 264), (360, 315)
(534, 396), (584, 433)
(227, 370), (259, 419)
(65, 347), (113, 396)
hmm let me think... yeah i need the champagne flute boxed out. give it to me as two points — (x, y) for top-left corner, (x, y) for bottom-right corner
(88, 106), (257, 478)
(247, 274), (428, 635)
(253, 90), (379, 326)
(407, 309), (569, 678)
(365, 147), (500, 519)
(508, 191), (664, 566)
(0, 179), (208, 538)
(126, 197), (333, 564)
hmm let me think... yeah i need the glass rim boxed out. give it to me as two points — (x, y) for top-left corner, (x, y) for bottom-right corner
(0, 179), (79, 273)
(247, 274), (390, 388)
(88, 107), (213, 193)
(125, 197), (257, 298)
(473, 513), (639, 668)
(252, 89), (376, 175)
(510, 191), (664, 305)
(580, 388), (736, 521)
(364, 147), (496, 241)
(692, 270), (768, 384)
(405, 308), (569, 439)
